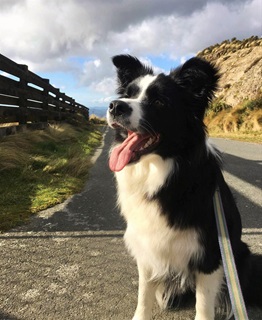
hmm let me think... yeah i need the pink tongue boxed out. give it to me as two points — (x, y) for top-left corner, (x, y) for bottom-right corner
(109, 132), (149, 172)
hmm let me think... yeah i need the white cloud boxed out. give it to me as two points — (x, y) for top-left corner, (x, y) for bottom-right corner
(0, 0), (260, 104)
(1, 0), (259, 67)
(178, 0), (262, 52)
(80, 58), (114, 86)
(91, 78), (116, 95)
(93, 95), (117, 105)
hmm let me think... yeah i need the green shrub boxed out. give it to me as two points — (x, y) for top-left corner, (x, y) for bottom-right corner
(89, 114), (107, 125)
(209, 100), (232, 113)
(242, 96), (262, 111)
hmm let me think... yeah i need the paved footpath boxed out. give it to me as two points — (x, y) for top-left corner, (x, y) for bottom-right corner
(0, 129), (261, 320)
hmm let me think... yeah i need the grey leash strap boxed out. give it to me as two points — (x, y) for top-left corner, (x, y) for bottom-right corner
(213, 188), (249, 320)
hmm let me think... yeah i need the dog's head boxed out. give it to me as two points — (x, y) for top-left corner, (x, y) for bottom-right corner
(107, 55), (219, 172)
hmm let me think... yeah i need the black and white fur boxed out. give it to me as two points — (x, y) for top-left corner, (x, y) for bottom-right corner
(107, 55), (262, 320)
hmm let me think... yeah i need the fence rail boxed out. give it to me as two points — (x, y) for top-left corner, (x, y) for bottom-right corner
(0, 53), (89, 129)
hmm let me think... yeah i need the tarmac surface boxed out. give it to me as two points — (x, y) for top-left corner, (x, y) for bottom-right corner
(0, 128), (261, 320)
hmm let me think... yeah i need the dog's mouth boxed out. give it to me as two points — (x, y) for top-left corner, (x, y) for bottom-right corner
(109, 130), (160, 172)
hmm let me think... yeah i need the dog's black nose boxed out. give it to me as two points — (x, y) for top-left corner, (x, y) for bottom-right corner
(109, 100), (131, 117)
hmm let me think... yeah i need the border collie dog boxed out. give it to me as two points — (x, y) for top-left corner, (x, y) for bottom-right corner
(107, 55), (262, 320)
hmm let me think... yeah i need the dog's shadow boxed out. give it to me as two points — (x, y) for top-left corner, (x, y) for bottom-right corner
(222, 152), (261, 230)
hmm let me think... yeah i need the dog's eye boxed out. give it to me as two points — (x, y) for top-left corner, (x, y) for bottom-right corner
(154, 99), (165, 107)
(123, 89), (133, 98)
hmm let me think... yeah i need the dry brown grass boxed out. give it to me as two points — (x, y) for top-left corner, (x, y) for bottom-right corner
(0, 122), (19, 127)
(205, 104), (262, 143)
(0, 124), (79, 172)
(89, 114), (107, 125)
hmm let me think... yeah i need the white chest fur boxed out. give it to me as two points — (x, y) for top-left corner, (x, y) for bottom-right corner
(115, 154), (203, 280)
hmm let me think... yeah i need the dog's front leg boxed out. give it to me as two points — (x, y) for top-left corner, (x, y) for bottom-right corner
(132, 262), (156, 320)
(194, 266), (224, 320)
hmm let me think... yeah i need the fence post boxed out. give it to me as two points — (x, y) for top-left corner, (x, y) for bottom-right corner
(42, 79), (50, 109)
(59, 92), (67, 120)
(71, 98), (76, 114)
(55, 89), (62, 121)
(18, 64), (28, 125)
(42, 79), (50, 122)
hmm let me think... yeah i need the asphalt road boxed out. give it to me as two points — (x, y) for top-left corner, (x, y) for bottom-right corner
(0, 129), (261, 320)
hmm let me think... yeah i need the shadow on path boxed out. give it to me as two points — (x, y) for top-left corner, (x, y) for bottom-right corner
(222, 152), (262, 229)
(223, 152), (261, 189)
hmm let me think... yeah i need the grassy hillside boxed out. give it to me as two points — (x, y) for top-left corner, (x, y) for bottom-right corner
(206, 96), (262, 142)
(0, 123), (103, 231)
(198, 36), (262, 142)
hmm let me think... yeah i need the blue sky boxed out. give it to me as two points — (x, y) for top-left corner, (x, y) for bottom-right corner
(0, 0), (261, 110)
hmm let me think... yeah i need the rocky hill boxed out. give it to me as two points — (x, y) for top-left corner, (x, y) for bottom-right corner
(197, 36), (262, 108)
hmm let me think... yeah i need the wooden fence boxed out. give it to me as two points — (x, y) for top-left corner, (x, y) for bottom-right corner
(0, 53), (89, 133)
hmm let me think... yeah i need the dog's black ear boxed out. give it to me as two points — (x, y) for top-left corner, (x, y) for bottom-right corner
(112, 55), (154, 94)
(170, 57), (220, 119)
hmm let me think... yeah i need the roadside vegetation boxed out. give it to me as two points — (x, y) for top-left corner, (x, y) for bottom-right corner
(0, 122), (103, 231)
(205, 96), (262, 143)
(89, 114), (107, 125)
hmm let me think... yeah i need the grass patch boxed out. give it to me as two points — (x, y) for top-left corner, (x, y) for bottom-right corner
(205, 96), (262, 143)
(0, 123), (103, 231)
